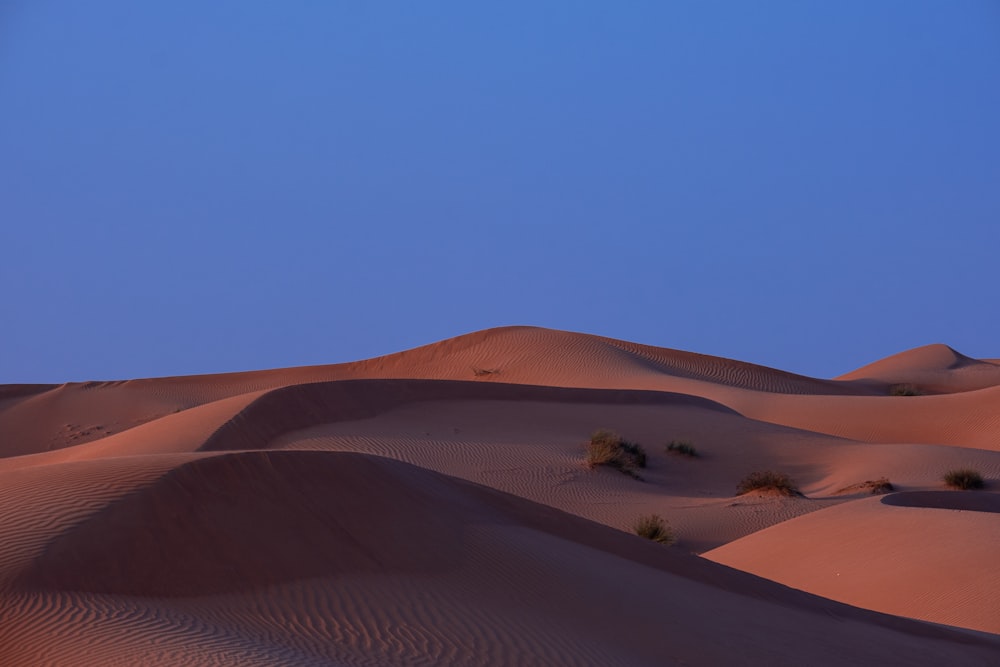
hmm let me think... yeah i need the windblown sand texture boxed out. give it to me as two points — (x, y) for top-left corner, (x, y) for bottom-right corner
(2, 326), (999, 665)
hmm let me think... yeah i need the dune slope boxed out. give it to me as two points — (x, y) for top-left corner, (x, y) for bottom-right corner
(705, 491), (1000, 634)
(3, 451), (999, 666)
(2, 326), (999, 665)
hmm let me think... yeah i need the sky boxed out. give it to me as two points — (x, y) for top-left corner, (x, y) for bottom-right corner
(2, 1), (999, 383)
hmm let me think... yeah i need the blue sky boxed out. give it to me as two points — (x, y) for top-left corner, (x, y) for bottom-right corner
(2, 1), (998, 383)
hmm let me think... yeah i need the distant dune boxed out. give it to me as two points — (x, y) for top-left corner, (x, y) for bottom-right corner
(2, 327), (999, 665)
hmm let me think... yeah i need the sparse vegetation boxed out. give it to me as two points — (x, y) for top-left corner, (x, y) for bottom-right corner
(888, 383), (922, 396)
(736, 470), (800, 496)
(943, 468), (985, 490)
(867, 477), (895, 494)
(838, 477), (895, 495)
(585, 429), (647, 478)
(666, 440), (699, 458)
(472, 367), (501, 377)
(633, 514), (674, 545)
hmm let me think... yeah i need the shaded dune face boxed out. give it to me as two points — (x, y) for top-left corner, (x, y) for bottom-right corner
(881, 490), (1000, 513)
(11, 452), (999, 647)
(15, 448), (803, 599)
(200, 379), (738, 453)
(15, 452), (474, 596)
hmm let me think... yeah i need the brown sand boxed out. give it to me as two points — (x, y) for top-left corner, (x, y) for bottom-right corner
(2, 326), (999, 665)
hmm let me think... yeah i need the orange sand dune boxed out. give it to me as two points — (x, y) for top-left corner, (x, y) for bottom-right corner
(6, 328), (998, 461)
(263, 385), (1000, 551)
(5, 325), (851, 458)
(2, 326), (999, 665)
(838, 343), (1000, 393)
(728, 384), (1000, 450)
(705, 491), (1000, 634)
(3, 451), (998, 666)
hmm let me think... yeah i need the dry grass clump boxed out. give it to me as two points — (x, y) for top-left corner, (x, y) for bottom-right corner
(666, 440), (698, 458)
(888, 383), (922, 396)
(736, 470), (799, 496)
(585, 429), (646, 478)
(943, 468), (985, 490)
(866, 477), (894, 494)
(837, 477), (895, 495)
(633, 514), (674, 545)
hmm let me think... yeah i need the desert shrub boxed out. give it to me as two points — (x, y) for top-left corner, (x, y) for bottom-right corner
(585, 430), (620, 467)
(472, 367), (500, 377)
(666, 440), (698, 458)
(736, 470), (799, 496)
(868, 477), (894, 494)
(633, 514), (674, 545)
(888, 384), (922, 396)
(585, 429), (646, 477)
(619, 439), (647, 468)
(835, 477), (894, 495)
(943, 468), (984, 490)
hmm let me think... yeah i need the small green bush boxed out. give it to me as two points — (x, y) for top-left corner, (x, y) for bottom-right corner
(666, 440), (698, 458)
(736, 470), (799, 496)
(943, 468), (984, 490)
(633, 514), (674, 545)
(585, 429), (646, 478)
(889, 384), (922, 396)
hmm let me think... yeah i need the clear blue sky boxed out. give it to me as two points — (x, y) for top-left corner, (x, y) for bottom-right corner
(2, 2), (998, 383)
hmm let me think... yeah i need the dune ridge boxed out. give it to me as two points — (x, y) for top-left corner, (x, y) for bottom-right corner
(838, 343), (1000, 393)
(6, 327), (999, 460)
(200, 379), (737, 453)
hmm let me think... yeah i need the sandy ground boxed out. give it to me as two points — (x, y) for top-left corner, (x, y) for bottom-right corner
(2, 326), (999, 665)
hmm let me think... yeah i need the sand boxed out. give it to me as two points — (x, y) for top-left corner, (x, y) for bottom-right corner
(2, 326), (999, 665)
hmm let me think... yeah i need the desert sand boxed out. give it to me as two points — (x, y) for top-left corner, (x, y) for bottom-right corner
(2, 326), (999, 665)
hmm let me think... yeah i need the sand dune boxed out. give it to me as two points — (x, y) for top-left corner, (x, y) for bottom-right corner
(838, 343), (1000, 393)
(4, 326), (830, 457)
(2, 326), (999, 665)
(705, 491), (1000, 634)
(6, 327), (998, 458)
(266, 389), (1000, 552)
(727, 385), (1000, 450)
(4, 451), (999, 666)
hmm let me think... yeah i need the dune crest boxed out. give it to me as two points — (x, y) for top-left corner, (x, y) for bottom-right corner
(838, 343), (1000, 393)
